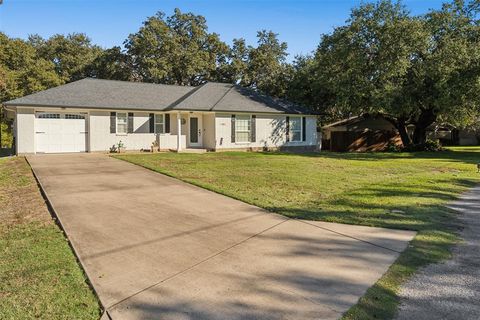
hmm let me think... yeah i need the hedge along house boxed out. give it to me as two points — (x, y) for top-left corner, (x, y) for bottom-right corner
(3, 78), (319, 155)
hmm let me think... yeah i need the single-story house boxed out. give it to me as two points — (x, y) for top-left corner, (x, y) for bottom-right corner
(322, 114), (402, 152)
(2, 78), (319, 155)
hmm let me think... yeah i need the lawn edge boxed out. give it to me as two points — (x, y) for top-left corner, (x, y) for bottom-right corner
(341, 229), (459, 320)
(24, 156), (106, 320)
(115, 154), (454, 320)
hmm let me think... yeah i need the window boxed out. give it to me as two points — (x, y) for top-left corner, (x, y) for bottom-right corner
(155, 114), (164, 134)
(290, 117), (302, 142)
(38, 113), (60, 119)
(116, 113), (127, 134)
(235, 115), (251, 143)
(65, 114), (85, 119)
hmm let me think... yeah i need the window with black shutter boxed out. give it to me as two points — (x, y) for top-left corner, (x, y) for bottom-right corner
(110, 112), (116, 133)
(165, 114), (170, 133)
(231, 115), (236, 143)
(251, 115), (256, 142)
(149, 113), (154, 133)
(128, 113), (134, 133)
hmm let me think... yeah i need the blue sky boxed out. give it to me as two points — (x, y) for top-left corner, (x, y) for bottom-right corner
(1, 0), (444, 60)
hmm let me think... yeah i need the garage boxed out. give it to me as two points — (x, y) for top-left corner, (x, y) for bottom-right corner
(35, 112), (88, 153)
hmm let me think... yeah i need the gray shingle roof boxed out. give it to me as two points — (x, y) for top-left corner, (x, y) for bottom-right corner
(4, 78), (311, 114)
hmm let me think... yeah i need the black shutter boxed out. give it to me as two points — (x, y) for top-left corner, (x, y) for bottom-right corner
(128, 113), (134, 133)
(302, 116), (306, 142)
(165, 114), (170, 133)
(251, 115), (256, 142)
(286, 116), (290, 142)
(231, 115), (236, 143)
(149, 113), (154, 133)
(110, 112), (116, 134)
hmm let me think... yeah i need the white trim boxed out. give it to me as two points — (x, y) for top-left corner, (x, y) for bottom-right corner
(154, 113), (165, 134)
(289, 116), (302, 142)
(116, 112), (128, 135)
(188, 113), (202, 147)
(234, 114), (252, 143)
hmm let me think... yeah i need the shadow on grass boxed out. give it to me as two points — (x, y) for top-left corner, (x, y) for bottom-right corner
(265, 177), (475, 232)
(254, 149), (480, 165)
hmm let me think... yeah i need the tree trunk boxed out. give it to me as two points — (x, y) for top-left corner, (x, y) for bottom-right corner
(396, 118), (412, 147)
(383, 115), (412, 147)
(412, 108), (437, 145)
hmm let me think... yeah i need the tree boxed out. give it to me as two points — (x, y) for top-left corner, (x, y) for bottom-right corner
(89, 46), (133, 81)
(309, 0), (480, 147)
(0, 33), (62, 148)
(242, 30), (290, 97)
(125, 9), (229, 86)
(218, 38), (250, 84)
(404, 0), (480, 144)
(0, 33), (61, 102)
(31, 33), (102, 82)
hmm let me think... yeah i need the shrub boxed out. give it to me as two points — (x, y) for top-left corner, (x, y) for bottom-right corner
(385, 141), (403, 152)
(404, 139), (444, 152)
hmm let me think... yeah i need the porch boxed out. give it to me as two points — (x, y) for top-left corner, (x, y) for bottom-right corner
(155, 111), (214, 152)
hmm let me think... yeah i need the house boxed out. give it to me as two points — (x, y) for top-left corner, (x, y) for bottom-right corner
(2, 78), (319, 155)
(322, 114), (402, 152)
(323, 114), (480, 151)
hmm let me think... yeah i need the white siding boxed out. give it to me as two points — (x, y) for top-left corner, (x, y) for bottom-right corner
(89, 111), (157, 151)
(203, 113), (216, 149)
(214, 113), (318, 149)
(16, 107), (35, 154)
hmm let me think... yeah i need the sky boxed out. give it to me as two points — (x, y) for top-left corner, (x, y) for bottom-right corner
(1, 0), (445, 61)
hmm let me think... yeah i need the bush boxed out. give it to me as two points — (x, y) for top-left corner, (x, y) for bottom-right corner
(423, 139), (443, 151)
(404, 139), (444, 152)
(385, 141), (403, 152)
(1, 121), (13, 148)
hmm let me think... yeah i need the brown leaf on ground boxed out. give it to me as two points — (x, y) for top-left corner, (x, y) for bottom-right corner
(0, 157), (51, 227)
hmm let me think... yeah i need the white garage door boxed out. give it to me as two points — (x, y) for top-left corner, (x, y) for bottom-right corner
(35, 113), (87, 153)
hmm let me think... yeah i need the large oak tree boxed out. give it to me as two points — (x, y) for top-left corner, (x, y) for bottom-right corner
(294, 0), (480, 146)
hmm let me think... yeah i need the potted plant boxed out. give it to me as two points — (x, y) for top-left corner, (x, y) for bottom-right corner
(151, 140), (159, 153)
(117, 140), (125, 153)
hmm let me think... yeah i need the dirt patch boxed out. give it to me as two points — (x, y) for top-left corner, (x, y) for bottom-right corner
(0, 157), (51, 227)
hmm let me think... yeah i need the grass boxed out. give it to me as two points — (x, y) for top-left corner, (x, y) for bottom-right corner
(0, 157), (100, 319)
(115, 146), (480, 320)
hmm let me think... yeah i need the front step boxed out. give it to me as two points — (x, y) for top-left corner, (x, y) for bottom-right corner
(177, 148), (208, 153)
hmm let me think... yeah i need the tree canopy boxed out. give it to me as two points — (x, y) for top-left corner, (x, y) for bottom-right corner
(1, 2), (480, 149)
(288, 0), (480, 146)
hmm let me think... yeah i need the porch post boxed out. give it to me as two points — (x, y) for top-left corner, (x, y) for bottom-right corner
(177, 111), (182, 152)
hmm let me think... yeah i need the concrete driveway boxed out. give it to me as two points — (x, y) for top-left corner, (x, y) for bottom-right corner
(27, 154), (415, 320)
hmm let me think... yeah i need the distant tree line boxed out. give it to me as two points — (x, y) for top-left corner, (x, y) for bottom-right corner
(2, 1), (480, 149)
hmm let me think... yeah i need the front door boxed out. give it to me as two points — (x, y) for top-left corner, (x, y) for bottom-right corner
(189, 116), (202, 147)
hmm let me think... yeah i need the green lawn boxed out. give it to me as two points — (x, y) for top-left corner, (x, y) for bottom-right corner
(0, 157), (100, 319)
(116, 146), (480, 320)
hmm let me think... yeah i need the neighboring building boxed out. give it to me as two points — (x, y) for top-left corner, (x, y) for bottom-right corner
(322, 114), (401, 152)
(323, 114), (480, 152)
(457, 129), (480, 145)
(3, 78), (319, 155)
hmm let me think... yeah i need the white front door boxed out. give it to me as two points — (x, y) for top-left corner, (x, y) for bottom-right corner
(35, 113), (87, 153)
(189, 114), (203, 147)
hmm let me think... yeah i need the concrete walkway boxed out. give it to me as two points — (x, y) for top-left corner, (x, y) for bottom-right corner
(27, 154), (415, 320)
(396, 185), (480, 320)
